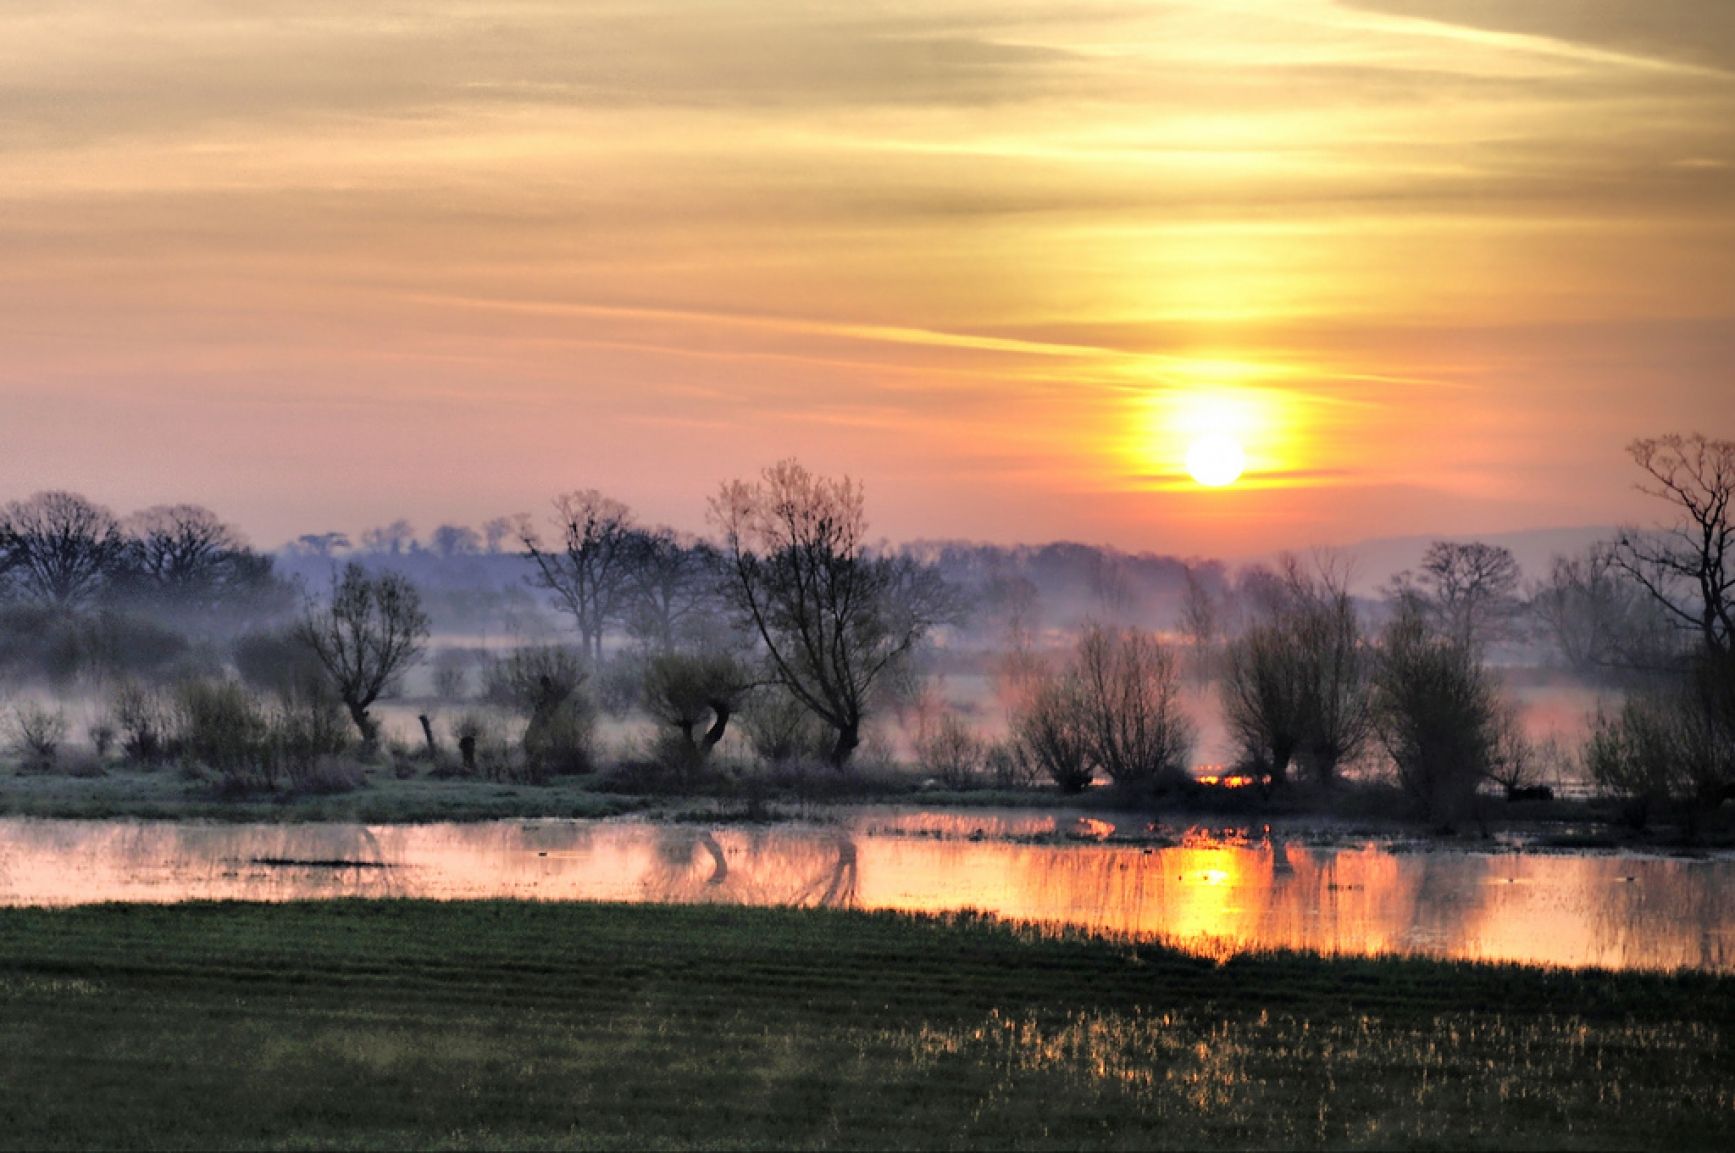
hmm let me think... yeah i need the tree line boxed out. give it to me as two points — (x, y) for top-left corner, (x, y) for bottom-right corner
(3, 435), (1729, 831)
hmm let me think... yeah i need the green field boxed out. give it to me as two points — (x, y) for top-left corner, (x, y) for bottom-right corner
(0, 902), (1729, 1150)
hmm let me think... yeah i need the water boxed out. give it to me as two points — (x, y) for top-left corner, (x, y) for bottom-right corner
(0, 810), (1727, 972)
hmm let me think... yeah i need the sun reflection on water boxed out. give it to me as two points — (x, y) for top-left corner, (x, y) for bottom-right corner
(0, 813), (1727, 972)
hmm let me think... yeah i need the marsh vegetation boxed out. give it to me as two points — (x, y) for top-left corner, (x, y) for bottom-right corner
(0, 902), (1727, 1151)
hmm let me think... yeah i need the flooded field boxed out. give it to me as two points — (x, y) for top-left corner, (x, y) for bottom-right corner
(0, 809), (1727, 972)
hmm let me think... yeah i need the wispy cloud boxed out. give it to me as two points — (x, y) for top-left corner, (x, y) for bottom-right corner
(0, 0), (1730, 551)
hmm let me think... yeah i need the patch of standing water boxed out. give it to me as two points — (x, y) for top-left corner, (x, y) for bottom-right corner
(0, 810), (1727, 972)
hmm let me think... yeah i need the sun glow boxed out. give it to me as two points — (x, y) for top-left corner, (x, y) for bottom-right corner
(1128, 379), (1295, 490)
(1186, 434), (1245, 487)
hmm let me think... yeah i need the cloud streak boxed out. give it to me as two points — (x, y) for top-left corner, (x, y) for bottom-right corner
(0, 0), (1731, 552)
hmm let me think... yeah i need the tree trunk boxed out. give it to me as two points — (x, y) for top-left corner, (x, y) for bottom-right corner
(346, 699), (379, 748)
(418, 714), (437, 757)
(828, 721), (859, 769)
(700, 701), (731, 753)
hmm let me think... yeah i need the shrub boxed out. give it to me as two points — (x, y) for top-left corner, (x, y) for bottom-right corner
(430, 648), (471, 701)
(642, 649), (753, 775)
(61, 750), (105, 778)
(476, 645), (596, 782)
(290, 755), (367, 795)
(8, 703), (68, 770)
(233, 629), (325, 696)
(738, 686), (832, 767)
(522, 699), (595, 782)
(1585, 651), (1735, 828)
(592, 652), (646, 718)
(0, 606), (190, 687)
(112, 681), (174, 765)
(482, 645), (587, 713)
(270, 685), (352, 791)
(985, 741), (1037, 789)
(174, 679), (273, 791)
(1371, 614), (1499, 829)
(72, 612), (193, 683)
(1015, 674), (1094, 794)
(1483, 700), (1541, 795)
(448, 710), (514, 781)
(915, 711), (986, 790)
(86, 718), (116, 758)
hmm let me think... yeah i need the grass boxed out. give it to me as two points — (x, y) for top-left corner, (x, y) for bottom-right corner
(0, 901), (1729, 1150)
(0, 763), (652, 823)
(2, 756), (1731, 848)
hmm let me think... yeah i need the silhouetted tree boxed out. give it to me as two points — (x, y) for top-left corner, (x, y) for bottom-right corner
(1616, 433), (1734, 657)
(712, 460), (954, 767)
(359, 519), (416, 556)
(1529, 543), (1659, 673)
(1222, 620), (1309, 786)
(0, 491), (126, 611)
(1014, 669), (1094, 793)
(481, 516), (516, 555)
(520, 491), (636, 661)
(1586, 647), (1735, 828)
(642, 648), (755, 774)
(1372, 609), (1500, 829)
(429, 524), (481, 558)
(118, 504), (287, 625)
(1221, 557), (1371, 789)
(295, 563), (429, 745)
(1072, 624), (1193, 788)
(621, 527), (724, 650)
(291, 532), (351, 559)
(1388, 541), (1523, 653)
(1179, 565), (1221, 686)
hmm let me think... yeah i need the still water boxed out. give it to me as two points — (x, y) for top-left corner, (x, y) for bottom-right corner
(0, 810), (1727, 972)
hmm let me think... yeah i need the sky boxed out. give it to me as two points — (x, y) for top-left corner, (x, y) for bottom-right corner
(1, 0), (1732, 557)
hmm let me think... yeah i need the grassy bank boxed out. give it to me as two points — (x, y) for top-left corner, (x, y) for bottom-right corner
(0, 763), (653, 823)
(5, 759), (1730, 852)
(0, 901), (1729, 1150)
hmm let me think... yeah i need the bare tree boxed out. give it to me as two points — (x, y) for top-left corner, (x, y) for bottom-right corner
(359, 519), (416, 556)
(119, 505), (283, 622)
(429, 524), (482, 559)
(1014, 672), (1094, 793)
(1072, 624), (1193, 788)
(1221, 556), (1370, 789)
(0, 491), (126, 611)
(621, 528), (724, 650)
(711, 460), (954, 767)
(1393, 541), (1524, 653)
(1371, 610), (1500, 829)
(291, 532), (351, 559)
(520, 491), (637, 662)
(1529, 543), (1659, 673)
(1615, 433), (1734, 657)
(1222, 621), (1310, 786)
(481, 516), (517, 555)
(1585, 647), (1735, 827)
(125, 505), (243, 582)
(1292, 557), (1373, 784)
(1179, 565), (1220, 687)
(295, 563), (430, 745)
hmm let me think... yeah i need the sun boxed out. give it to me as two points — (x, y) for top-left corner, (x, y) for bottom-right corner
(1186, 433), (1246, 487)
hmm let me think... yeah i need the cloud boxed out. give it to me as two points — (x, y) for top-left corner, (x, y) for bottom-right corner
(1340, 1), (1735, 74)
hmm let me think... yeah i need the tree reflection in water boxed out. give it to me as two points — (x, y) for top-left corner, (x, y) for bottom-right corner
(0, 814), (1728, 972)
(643, 826), (858, 909)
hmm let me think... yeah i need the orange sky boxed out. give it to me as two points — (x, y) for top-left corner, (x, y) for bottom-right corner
(2, 1), (1731, 555)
